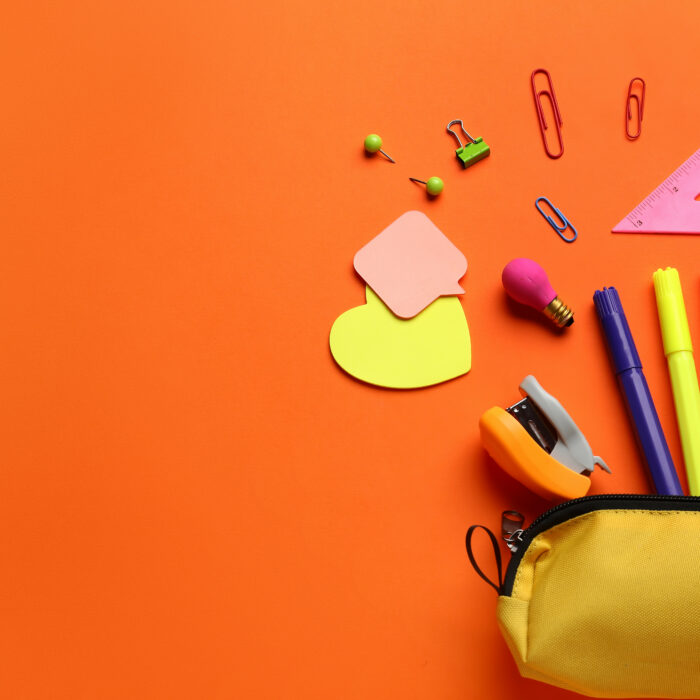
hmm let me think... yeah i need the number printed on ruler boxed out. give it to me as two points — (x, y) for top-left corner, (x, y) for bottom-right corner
(613, 149), (700, 235)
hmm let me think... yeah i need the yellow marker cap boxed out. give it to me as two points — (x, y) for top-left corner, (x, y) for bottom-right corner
(653, 267), (693, 355)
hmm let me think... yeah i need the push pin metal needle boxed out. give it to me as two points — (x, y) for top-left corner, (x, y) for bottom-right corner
(364, 134), (395, 163)
(409, 176), (444, 196)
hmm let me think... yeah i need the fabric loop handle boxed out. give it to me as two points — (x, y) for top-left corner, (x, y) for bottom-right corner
(465, 525), (504, 595)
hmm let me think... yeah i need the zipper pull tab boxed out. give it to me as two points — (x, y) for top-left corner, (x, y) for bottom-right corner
(501, 510), (525, 553)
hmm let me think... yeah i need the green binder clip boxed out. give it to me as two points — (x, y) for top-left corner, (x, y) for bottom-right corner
(446, 119), (490, 169)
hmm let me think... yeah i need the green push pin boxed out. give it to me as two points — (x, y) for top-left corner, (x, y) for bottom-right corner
(409, 176), (444, 196)
(364, 134), (395, 163)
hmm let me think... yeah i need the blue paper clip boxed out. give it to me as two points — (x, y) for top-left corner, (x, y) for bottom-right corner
(535, 197), (577, 243)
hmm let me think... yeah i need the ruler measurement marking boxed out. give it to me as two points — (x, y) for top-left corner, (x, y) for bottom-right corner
(616, 149), (700, 233)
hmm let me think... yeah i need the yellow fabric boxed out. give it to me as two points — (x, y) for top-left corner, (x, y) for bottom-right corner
(497, 509), (700, 698)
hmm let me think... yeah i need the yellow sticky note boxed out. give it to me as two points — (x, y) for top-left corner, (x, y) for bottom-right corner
(329, 286), (471, 389)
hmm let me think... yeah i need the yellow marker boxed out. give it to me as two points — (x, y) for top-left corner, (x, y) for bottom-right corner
(653, 268), (700, 495)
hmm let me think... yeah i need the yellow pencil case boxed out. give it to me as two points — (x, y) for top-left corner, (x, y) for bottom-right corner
(466, 495), (700, 698)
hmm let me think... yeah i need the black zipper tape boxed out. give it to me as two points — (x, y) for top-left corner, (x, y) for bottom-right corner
(501, 494), (700, 596)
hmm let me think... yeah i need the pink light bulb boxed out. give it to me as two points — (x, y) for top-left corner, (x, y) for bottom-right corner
(502, 258), (574, 327)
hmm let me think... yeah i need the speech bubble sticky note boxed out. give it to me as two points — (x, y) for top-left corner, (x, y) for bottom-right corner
(329, 286), (471, 389)
(354, 211), (467, 319)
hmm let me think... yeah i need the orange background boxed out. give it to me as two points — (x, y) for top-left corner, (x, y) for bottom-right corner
(2, 1), (700, 698)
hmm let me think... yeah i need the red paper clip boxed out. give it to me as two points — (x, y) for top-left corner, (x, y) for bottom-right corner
(625, 78), (645, 140)
(531, 69), (563, 159)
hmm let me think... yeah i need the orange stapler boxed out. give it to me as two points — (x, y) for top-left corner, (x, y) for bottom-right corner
(479, 375), (611, 500)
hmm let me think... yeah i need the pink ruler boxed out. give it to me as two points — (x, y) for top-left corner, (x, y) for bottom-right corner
(612, 149), (700, 235)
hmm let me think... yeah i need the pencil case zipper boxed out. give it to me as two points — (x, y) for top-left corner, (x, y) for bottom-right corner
(501, 494), (700, 597)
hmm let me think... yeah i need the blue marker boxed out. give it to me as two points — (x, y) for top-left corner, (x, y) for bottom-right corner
(594, 286), (683, 495)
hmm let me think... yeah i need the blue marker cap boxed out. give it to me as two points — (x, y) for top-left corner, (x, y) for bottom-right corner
(593, 287), (642, 374)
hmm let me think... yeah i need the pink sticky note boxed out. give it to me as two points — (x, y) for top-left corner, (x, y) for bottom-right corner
(354, 211), (467, 319)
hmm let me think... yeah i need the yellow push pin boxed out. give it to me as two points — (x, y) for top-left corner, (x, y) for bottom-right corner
(409, 176), (444, 197)
(364, 134), (395, 163)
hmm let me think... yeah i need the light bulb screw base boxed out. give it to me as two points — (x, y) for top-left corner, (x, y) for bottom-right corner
(543, 297), (574, 328)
